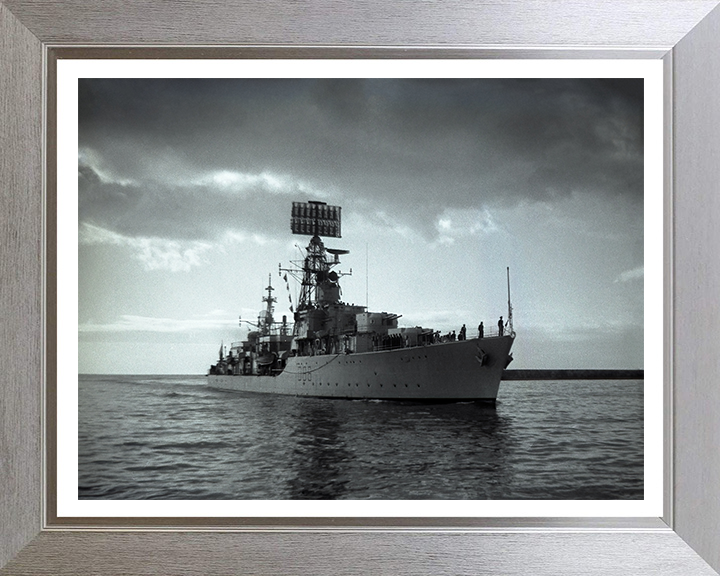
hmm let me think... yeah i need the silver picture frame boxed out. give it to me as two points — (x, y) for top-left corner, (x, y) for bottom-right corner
(2, 1), (720, 574)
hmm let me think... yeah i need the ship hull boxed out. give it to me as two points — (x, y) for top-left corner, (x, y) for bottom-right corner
(207, 335), (514, 401)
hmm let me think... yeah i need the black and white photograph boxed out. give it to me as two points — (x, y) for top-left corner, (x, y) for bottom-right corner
(74, 71), (651, 503)
(8, 1), (720, 573)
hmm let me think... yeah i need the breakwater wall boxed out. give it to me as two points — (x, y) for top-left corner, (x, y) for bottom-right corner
(502, 369), (643, 380)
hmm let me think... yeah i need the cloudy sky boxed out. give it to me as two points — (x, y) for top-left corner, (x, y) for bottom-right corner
(77, 77), (645, 374)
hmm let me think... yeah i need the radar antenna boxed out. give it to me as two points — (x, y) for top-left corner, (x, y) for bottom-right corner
(282, 200), (350, 311)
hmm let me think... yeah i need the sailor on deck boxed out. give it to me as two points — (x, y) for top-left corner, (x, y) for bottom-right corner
(498, 316), (504, 337)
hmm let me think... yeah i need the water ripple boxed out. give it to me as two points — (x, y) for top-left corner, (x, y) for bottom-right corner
(78, 375), (644, 500)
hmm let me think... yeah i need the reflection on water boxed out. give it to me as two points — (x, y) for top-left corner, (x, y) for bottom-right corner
(288, 402), (351, 498)
(285, 400), (512, 499)
(78, 375), (643, 500)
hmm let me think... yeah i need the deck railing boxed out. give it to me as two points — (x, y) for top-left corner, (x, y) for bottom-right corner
(231, 325), (510, 352)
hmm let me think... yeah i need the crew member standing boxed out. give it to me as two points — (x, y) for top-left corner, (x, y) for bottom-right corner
(478, 322), (484, 339)
(498, 316), (504, 337)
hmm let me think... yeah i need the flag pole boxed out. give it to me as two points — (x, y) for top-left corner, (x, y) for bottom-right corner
(507, 267), (513, 335)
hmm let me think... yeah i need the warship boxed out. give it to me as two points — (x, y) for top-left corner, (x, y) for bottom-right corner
(207, 200), (515, 402)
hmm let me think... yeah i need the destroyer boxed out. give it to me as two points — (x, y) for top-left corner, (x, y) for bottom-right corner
(207, 201), (515, 402)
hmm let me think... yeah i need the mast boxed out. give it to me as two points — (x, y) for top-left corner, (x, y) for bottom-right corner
(507, 266), (514, 335)
(258, 273), (276, 335)
(281, 201), (350, 343)
(297, 234), (327, 309)
(366, 241), (369, 309)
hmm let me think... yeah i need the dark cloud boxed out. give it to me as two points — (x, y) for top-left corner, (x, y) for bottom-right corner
(78, 163), (297, 241)
(78, 78), (644, 242)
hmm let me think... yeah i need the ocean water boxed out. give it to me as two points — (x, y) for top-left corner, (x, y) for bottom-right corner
(78, 375), (643, 500)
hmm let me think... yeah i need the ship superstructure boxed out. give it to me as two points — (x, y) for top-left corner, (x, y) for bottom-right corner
(208, 200), (515, 402)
